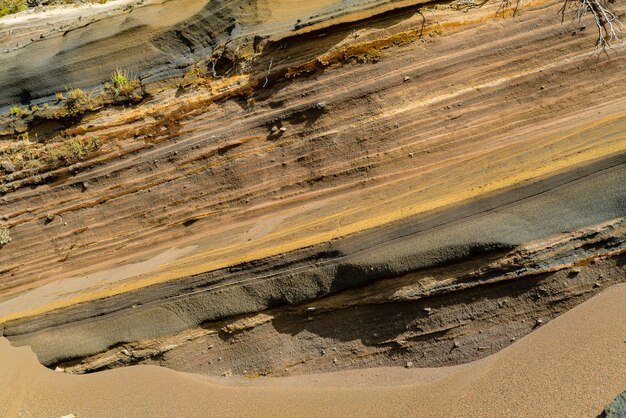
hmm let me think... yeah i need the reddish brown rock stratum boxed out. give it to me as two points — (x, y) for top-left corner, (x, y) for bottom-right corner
(0, 0), (625, 415)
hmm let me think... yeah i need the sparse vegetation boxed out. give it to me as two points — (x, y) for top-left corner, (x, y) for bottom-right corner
(0, 0), (26, 18)
(9, 106), (28, 117)
(110, 68), (140, 96)
(65, 88), (88, 110)
(0, 228), (10, 247)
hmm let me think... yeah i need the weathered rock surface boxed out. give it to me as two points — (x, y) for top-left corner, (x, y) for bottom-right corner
(0, 0), (624, 379)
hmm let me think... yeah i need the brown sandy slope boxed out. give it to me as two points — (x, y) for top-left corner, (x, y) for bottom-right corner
(1, 283), (624, 418)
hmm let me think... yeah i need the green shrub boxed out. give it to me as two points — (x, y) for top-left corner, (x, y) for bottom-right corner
(0, 0), (27, 17)
(9, 106), (28, 117)
(110, 68), (139, 95)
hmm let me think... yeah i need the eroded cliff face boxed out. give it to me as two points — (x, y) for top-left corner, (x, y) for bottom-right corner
(0, 0), (430, 108)
(0, 0), (624, 376)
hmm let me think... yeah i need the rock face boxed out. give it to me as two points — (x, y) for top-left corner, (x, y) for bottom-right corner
(600, 391), (626, 418)
(0, 0), (625, 382)
(0, 0), (428, 108)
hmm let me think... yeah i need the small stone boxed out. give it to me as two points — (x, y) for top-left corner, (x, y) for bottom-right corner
(333, 358), (338, 364)
(403, 76), (411, 82)
(540, 86), (545, 90)
(321, 349), (326, 355)
(405, 361), (414, 368)
(208, 344), (214, 350)
(271, 125), (279, 133)
(423, 307), (432, 315)
(453, 341), (460, 348)
(279, 127), (287, 133)
(535, 319), (544, 327)
(55, 366), (65, 372)
(373, 333), (379, 338)
(315, 101), (327, 110)
(510, 337), (516, 342)
(217, 357), (222, 361)
(594, 282), (602, 288)
(408, 152), (414, 158)
(221, 370), (232, 377)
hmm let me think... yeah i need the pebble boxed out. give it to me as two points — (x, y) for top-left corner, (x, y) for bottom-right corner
(403, 76), (411, 82)
(208, 344), (214, 350)
(279, 127), (287, 133)
(593, 282), (602, 288)
(221, 370), (232, 377)
(453, 341), (460, 348)
(535, 319), (544, 326)
(271, 125), (279, 133)
(333, 358), (338, 364)
(423, 307), (432, 315)
(405, 361), (414, 368)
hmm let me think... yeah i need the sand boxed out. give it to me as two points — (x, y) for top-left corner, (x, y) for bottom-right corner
(1, 283), (624, 418)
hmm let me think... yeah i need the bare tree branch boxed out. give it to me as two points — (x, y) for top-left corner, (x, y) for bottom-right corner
(449, 0), (623, 52)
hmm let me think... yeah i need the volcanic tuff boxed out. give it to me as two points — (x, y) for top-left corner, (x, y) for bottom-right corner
(0, 0), (624, 382)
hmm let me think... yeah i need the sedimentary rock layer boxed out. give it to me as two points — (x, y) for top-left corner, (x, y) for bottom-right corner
(0, 0), (625, 375)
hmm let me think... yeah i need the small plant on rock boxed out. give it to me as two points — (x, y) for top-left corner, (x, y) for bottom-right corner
(9, 106), (28, 117)
(64, 87), (87, 110)
(0, 228), (11, 247)
(110, 68), (139, 96)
